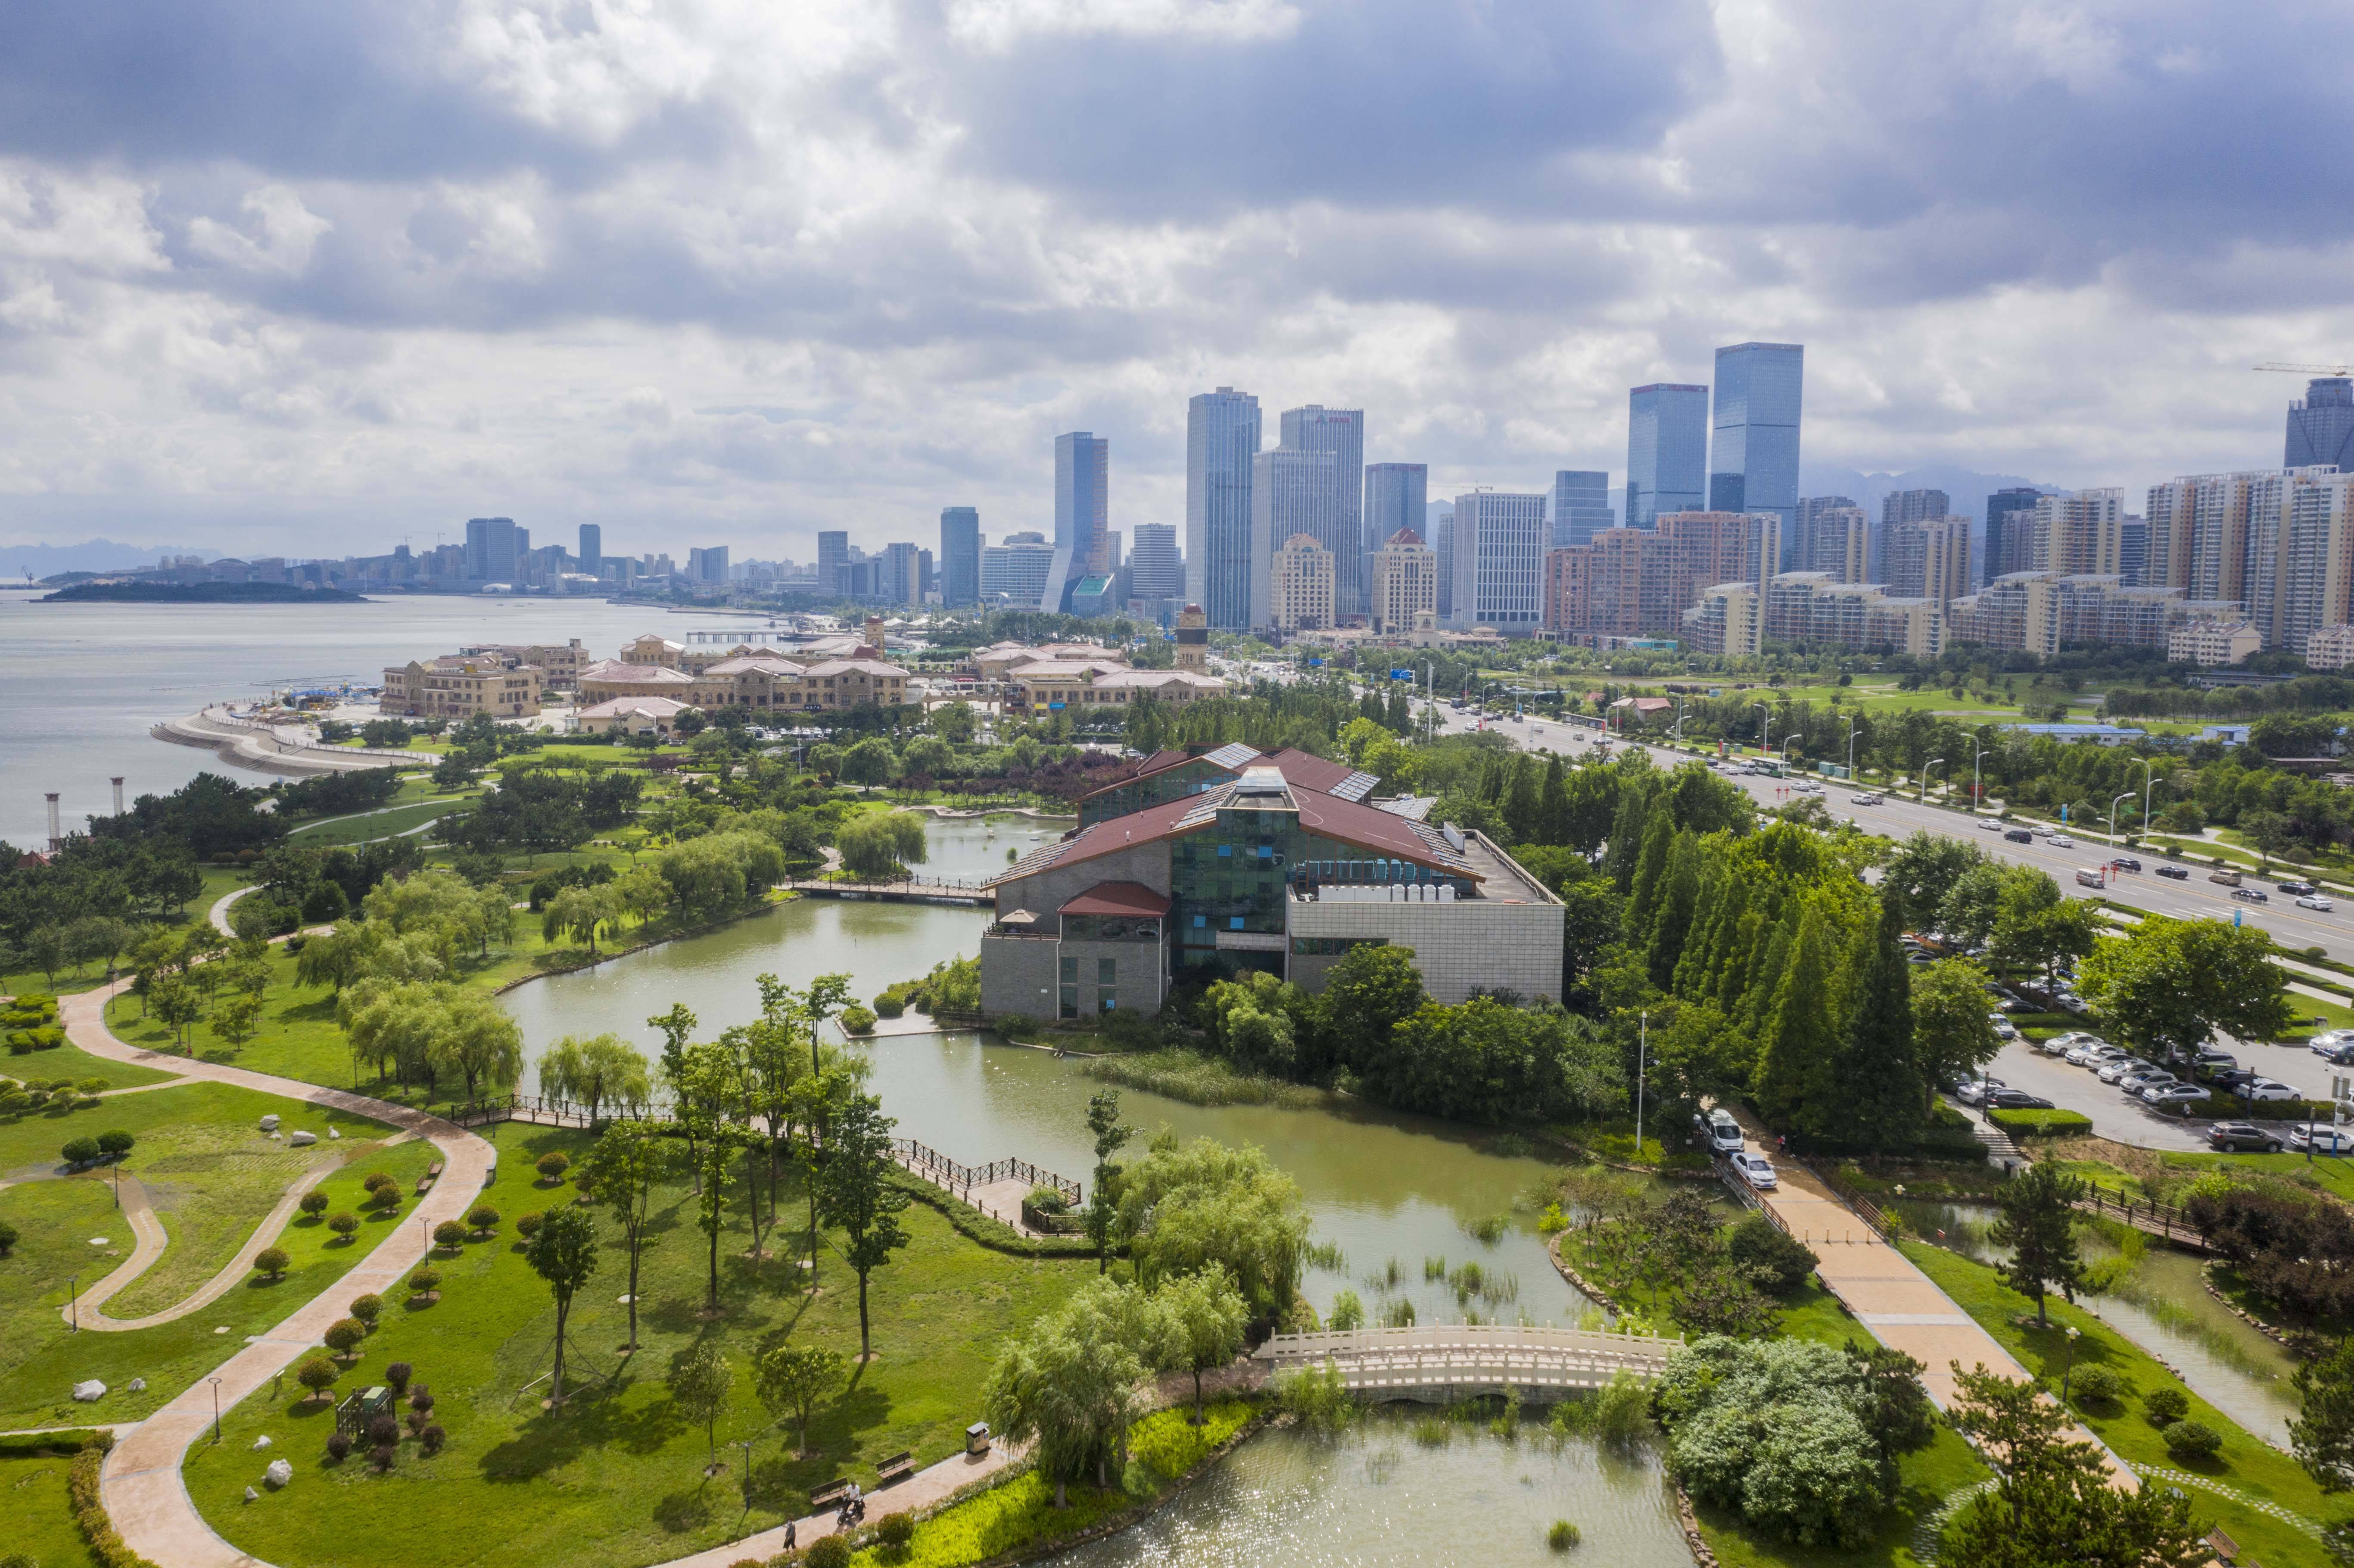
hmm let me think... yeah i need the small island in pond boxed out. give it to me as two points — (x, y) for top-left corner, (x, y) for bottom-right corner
(40, 580), (370, 604)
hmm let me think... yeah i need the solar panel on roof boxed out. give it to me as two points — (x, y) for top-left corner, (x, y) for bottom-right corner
(1202, 742), (1260, 770)
(1330, 771), (1379, 803)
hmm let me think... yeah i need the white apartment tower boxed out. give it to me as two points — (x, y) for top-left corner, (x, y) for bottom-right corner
(1370, 527), (1438, 633)
(1270, 534), (1336, 633)
(1448, 491), (1546, 632)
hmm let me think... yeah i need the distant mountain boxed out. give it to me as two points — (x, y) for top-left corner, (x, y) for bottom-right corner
(0, 539), (223, 582)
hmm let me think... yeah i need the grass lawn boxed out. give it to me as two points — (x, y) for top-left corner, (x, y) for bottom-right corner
(1903, 1239), (2333, 1566)
(283, 795), (469, 848)
(0, 1126), (425, 1430)
(185, 1123), (1097, 1568)
(8, 1039), (181, 1091)
(0, 1444), (105, 1568)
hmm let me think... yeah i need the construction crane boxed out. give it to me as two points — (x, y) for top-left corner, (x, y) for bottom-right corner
(2255, 361), (2354, 377)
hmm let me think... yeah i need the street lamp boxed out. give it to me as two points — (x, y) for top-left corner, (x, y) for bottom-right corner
(1971, 740), (1988, 817)
(2139, 758), (2161, 838)
(2110, 791), (2133, 852)
(210, 1376), (224, 1444)
(68, 1274), (79, 1332)
(2060, 1325), (2081, 1407)
(1635, 1011), (1648, 1158)
(1754, 702), (1773, 759)
(1845, 717), (1860, 779)
(1921, 758), (1946, 805)
(1674, 697), (1688, 745)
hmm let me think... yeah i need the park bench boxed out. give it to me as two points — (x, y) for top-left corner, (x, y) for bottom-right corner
(415, 1162), (444, 1195)
(809, 1480), (853, 1511)
(876, 1450), (915, 1486)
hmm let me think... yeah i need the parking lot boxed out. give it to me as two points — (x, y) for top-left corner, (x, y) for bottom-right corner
(1971, 1033), (2333, 1153)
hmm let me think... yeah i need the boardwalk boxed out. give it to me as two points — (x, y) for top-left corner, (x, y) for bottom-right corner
(780, 874), (992, 906)
(1253, 1324), (1681, 1401)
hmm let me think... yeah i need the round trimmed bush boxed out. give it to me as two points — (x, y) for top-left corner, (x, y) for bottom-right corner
(370, 1442), (397, 1472)
(839, 1005), (877, 1036)
(324, 1317), (366, 1356)
(384, 1362), (412, 1392)
(300, 1191), (331, 1217)
(2164, 1419), (2222, 1459)
(805, 1537), (853, 1568)
(328, 1211), (360, 1240)
(97, 1129), (135, 1156)
(408, 1266), (443, 1295)
(366, 1414), (400, 1446)
(2144, 1388), (2190, 1426)
(535, 1151), (570, 1182)
(0, 1219), (16, 1257)
(419, 1423), (446, 1456)
(368, 1185), (402, 1213)
(325, 1431), (353, 1462)
(877, 1512), (915, 1549)
(516, 1211), (545, 1241)
(254, 1246), (291, 1279)
(433, 1220), (466, 1248)
(61, 1136), (100, 1167)
(296, 1356), (339, 1400)
(349, 1292), (383, 1326)
(361, 1171), (395, 1193)
(2069, 1365), (2124, 1406)
(409, 1388), (434, 1415)
(467, 1205), (500, 1234)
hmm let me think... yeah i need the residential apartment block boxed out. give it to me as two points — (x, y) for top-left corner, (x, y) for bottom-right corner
(1370, 528), (1438, 633)
(1541, 511), (1775, 641)
(2167, 620), (2263, 667)
(1270, 534), (1336, 633)
(1945, 573), (2243, 659)
(2145, 467), (2354, 652)
(1798, 497), (1867, 582)
(1883, 515), (1974, 604)
(1685, 575), (1942, 658)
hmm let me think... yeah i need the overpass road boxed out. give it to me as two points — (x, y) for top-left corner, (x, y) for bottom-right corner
(1414, 701), (2354, 971)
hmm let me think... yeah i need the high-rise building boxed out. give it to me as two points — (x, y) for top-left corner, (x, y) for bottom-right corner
(1430, 501), (1455, 619)
(1129, 523), (1183, 604)
(1364, 464), (1429, 572)
(1370, 528), (1436, 633)
(980, 532), (1055, 607)
(1044, 431), (1110, 614)
(939, 506), (981, 606)
(2026, 489), (2125, 578)
(2288, 378), (2354, 472)
(1876, 489), (1950, 584)
(1186, 388), (1262, 629)
(1799, 497), (1867, 582)
(687, 546), (729, 585)
(1448, 491), (1546, 632)
(1626, 384), (1708, 528)
(1270, 534), (1336, 633)
(1544, 512), (1771, 640)
(2118, 515), (2147, 588)
(1985, 488), (2041, 585)
(577, 523), (601, 577)
(1249, 447), (1342, 632)
(1277, 406), (1366, 616)
(817, 531), (851, 597)
(2152, 467), (2354, 650)
(1883, 515), (1971, 602)
(881, 541), (923, 605)
(465, 516), (519, 584)
(1548, 470), (1614, 549)
(1708, 343), (1803, 561)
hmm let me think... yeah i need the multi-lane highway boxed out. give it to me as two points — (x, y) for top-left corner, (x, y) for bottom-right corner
(1416, 701), (2354, 969)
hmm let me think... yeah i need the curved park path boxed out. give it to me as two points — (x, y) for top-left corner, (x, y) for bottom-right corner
(57, 981), (1023, 1565)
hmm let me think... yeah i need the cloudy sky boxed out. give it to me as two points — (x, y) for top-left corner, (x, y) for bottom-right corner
(0, 0), (2345, 563)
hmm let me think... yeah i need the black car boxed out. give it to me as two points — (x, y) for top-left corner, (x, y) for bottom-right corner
(2208, 1067), (2261, 1094)
(2004, 828), (2033, 843)
(2111, 856), (2142, 872)
(2233, 888), (2270, 903)
(1986, 1089), (2056, 1111)
(2208, 1122), (2285, 1153)
(2276, 879), (2317, 896)
(2156, 863), (2190, 879)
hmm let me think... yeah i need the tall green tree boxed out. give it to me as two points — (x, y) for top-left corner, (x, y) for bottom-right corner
(536, 1033), (651, 1122)
(814, 1093), (912, 1360)
(1881, 831), (1983, 928)
(1645, 831), (1702, 990)
(579, 1121), (675, 1351)
(1989, 1163), (2087, 1327)
(1158, 1264), (1250, 1425)
(1084, 1090), (1133, 1275)
(2077, 915), (2295, 1063)
(985, 1277), (1161, 1506)
(1316, 942), (1427, 1073)
(757, 1343), (845, 1461)
(524, 1207), (600, 1406)
(1989, 867), (2099, 990)
(1752, 904), (1842, 1132)
(1910, 958), (2002, 1104)
(2291, 1337), (2354, 1494)
(668, 1343), (734, 1467)
(1831, 896), (1921, 1151)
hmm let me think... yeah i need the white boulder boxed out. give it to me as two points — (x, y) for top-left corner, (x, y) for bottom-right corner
(260, 1114), (280, 1132)
(128, 1377), (147, 1392)
(72, 1380), (106, 1402)
(289, 1132), (317, 1148)
(243, 1487), (258, 1503)
(264, 1458), (292, 1489)
(327, 1128), (341, 1140)
(252, 1434), (273, 1451)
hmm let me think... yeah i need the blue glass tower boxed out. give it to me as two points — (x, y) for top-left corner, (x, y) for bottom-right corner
(2287, 378), (2354, 472)
(1186, 388), (1261, 628)
(1625, 385), (1708, 528)
(1548, 470), (1613, 548)
(1709, 343), (1803, 564)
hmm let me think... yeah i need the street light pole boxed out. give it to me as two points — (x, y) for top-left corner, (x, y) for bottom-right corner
(1635, 1011), (1647, 1157)
(210, 1376), (223, 1444)
(1845, 717), (1859, 779)
(1754, 702), (1773, 759)
(2061, 1325), (2080, 1407)
(1922, 758), (1946, 805)
(2110, 791), (2133, 852)
(2139, 757), (2159, 838)
(1971, 741), (1987, 817)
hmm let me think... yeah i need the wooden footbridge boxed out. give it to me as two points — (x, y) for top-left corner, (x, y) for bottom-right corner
(1254, 1324), (1681, 1401)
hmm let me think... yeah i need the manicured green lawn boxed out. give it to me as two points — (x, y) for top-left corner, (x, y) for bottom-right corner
(1903, 1240), (2330, 1567)
(0, 1132), (426, 1430)
(283, 796), (468, 847)
(6, 1039), (181, 1092)
(185, 1125), (1096, 1568)
(0, 1445), (105, 1568)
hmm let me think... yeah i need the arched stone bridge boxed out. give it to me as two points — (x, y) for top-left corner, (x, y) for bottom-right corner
(1254, 1323), (1683, 1401)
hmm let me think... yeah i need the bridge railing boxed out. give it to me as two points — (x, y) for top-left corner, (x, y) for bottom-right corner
(1258, 1322), (1682, 1363)
(891, 1137), (1081, 1204)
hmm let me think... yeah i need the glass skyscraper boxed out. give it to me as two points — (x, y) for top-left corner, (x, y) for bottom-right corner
(1548, 470), (1613, 548)
(2287, 378), (2354, 472)
(938, 506), (981, 606)
(1186, 388), (1261, 628)
(1044, 432), (1109, 614)
(1625, 384), (1708, 528)
(1279, 405), (1365, 616)
(1707, 343), (1804, 562)
(1364, 463), (1428, 552)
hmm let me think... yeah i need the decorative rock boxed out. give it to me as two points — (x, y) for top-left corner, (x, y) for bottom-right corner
(265, 1459), (292, 1488)
(268, 1132), (282, 1141)
(289, 1131), (317, 1147)
(260, 1114), (280, 1132)
(252, 1434), (273, 1450)
(88, 1237), (111, 1246)
(128, 1377), (147, 1392)
(244, 1487), (258, 1503)
(72, 1380), (106, 1402)
(328, 1128), (341, 1140)
(214, 1326), (230, 1335)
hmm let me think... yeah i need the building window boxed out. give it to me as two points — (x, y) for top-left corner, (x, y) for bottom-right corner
(1059, 955), (1078, 1020)
(1096, 957), (1117, 1014)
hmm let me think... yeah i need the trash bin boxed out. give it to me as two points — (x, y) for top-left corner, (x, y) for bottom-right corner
(966, 1422), (990, 1456)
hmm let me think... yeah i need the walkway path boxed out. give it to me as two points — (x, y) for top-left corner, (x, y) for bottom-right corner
(58, 980), (497, 1568)
(208, 886), (258, 936)
(658, 1443), (1024, 1565)
(59, 1173), (168, 1328)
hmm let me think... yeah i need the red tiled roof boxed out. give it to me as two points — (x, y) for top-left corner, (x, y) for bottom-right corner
(1261, 747), (1352, 792)
(1059, 881), (1171, 918)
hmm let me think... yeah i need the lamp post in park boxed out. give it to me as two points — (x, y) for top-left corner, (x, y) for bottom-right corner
(1921, 758), (1946, 806)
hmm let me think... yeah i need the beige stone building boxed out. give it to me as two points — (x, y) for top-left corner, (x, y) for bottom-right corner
(1370, 527), (1437, 633)
(2167, 618), (2263, 668)
(576, 696), (694, 736)
(577, 652), (912, 713)
(1005, 666), (1227, 715)
(1270, 533), (1335, 633)
(462, 639), (588, 689)
(380, 656), (545, 719)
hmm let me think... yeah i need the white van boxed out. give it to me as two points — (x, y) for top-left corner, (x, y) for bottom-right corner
(1695, 1108), (1744, 1154)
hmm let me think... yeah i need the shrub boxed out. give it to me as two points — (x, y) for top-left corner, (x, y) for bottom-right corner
(366, 1414), (400, 1447)
(1726, 1214), (1816, 1295)
(370, 1442), (397, 1472)
(535, 1151), (571, 1182)
(384, 1362), (412, 1392)
(97, 1129), (134, 1155)
(254, 1246), (292, 1279)
(2163, 1419), (2222, 1459)
(433, 1220), (466, 1248)
(409, 1388), (435, 1415)
(419, 1424), (446, 1456)
(361, 1171), (395, 1193)
(325, 1431), (352, 1462)
(300, 1191), (331, 1217)
(840, 1004), (877, 1035)
(2143, 1388), (2189, 1426)
(805, 1536), (852, 1568)
(2069, 1365), (2124, 1406)
(516, 1211), (545, 1241)
(324, 1318), (367, 1356)
(349, 1293), (383, 1326)
(1327, 1290), (1365, 1331)
(368, 1185), (402, 1213)
(296, 1356), (339, 1400)
(1548, 1519), (1582, 1551)
(1988, 1108), (2095, 1137)
(0, 1219), (16, 1256)
(872, 992), (906, 1019)
(409, 1266), (443, 1295)
(329, 1212), (360, 1240)
(467, 1205), (500, 1233)
(1025, 1184), (1068, 1216)
(876, 1512), (915, 1549)
(1275, 1360), (1354, 1433)
(61, 1136), (100, 1166)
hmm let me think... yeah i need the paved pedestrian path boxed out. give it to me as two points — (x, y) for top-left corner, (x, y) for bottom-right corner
(658, 1443), (1024, 1566)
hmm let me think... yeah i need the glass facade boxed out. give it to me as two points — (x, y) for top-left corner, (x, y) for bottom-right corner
(1549, 470), (1614, 549)
(2287, 378), (2354, 473)
(1626, 385), (1708, 528)
(1709, 344), (1804, 563)
(1187, 389), (1262, 628)
(939, 506), (981, 606)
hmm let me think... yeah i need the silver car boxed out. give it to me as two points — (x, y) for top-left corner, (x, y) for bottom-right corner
(2063, 1038), (2116, 1066)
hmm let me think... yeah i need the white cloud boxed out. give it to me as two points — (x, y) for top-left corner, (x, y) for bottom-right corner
(945, 0), (1302, 50)
(187, 185), (333, 276)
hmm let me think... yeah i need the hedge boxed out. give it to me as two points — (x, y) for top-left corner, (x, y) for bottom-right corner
(68, 1433), (162, 1568)
(2187, 1096), (2342, 1123)
(1990, 1108), (2094, 1137)
(883, 1169), (1097, 1260)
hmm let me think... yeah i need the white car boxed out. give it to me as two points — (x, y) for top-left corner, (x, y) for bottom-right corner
(1850, 793), (1881, 805)
(2142, 1083), (2209, 1110)
(2051, 834), (2075, 848)
(2064, 1039), (2118, 1066)
(1729, 1152), (1779, 1191)
(1953, 1077), (2005, 1106)
(2298, 894), (2337, 912)
(2312, 1030), (2354, 1058)
(2241, 1078), (2304, 1103)
(1978, 817), (2004, 831)
(2096, 1058), (2150, 1084)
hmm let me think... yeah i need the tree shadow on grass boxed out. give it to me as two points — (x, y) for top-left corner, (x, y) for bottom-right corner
(651, 1481), (717, 1534)
(476, 1367), (688, 1480)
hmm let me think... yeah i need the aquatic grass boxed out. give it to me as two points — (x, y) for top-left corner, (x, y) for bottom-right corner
(1463, 1212), (1511, 1245)
(1411, 1415), (1452, 1448)
(1424, 1254), (1447, 1282)
(1075, 1048), (1323, 1109)
(1304, 1238), (1346, 1272)
(1370, 1256), (1404, 1290)
(1379, 1297), (1417, 1328)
